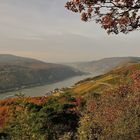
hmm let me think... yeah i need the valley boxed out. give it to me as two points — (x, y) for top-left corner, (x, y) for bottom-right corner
(0, 72), (99, 99)
(0, 54), (84, 94)
(0, 0), (140, 139)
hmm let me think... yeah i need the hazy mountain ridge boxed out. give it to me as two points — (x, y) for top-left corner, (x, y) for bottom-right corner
(67, 57), (140, 73)
(0, 54), (84, 93)
(0, 54), (61, 69)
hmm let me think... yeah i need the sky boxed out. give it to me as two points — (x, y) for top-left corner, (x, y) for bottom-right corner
(0, 0), (140, 63)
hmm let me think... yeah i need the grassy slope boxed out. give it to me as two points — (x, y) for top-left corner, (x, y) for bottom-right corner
(67, 62), (140, 95)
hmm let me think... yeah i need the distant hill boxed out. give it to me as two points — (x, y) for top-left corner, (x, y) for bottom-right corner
(0, 54), (83, 93)
(67, 57), (140, 73)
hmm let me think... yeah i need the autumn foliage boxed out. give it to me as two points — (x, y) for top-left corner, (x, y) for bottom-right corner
(65, 0), (140, 34)
(0, 63), (140, 139)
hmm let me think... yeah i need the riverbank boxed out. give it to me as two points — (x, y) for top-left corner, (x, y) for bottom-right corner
(0, 73), (100, 99)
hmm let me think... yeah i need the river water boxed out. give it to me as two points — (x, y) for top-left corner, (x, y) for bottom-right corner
(0, 73), (100, 99)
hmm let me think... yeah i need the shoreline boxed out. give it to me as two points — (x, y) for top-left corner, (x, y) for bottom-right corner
(0, 73), (87, 95)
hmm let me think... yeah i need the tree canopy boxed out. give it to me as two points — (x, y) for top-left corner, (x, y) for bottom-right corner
(65, 0), (140, 34)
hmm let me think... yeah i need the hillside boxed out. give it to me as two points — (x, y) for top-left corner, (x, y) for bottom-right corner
(0, 62), (140, 139)
(0, 54), (83, 93)
(67, 57), (140, 73)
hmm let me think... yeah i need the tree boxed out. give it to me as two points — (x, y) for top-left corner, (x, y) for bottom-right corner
(65, 0), (140, 34)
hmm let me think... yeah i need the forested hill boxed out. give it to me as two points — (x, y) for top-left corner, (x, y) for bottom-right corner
(0, 54), (83, 93)
(67, 57), (140, 73)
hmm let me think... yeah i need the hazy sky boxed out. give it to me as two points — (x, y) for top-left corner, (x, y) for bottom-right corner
(0, 0), (140, 63)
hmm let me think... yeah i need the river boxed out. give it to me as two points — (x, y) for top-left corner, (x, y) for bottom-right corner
(0, 73), (100, 99)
